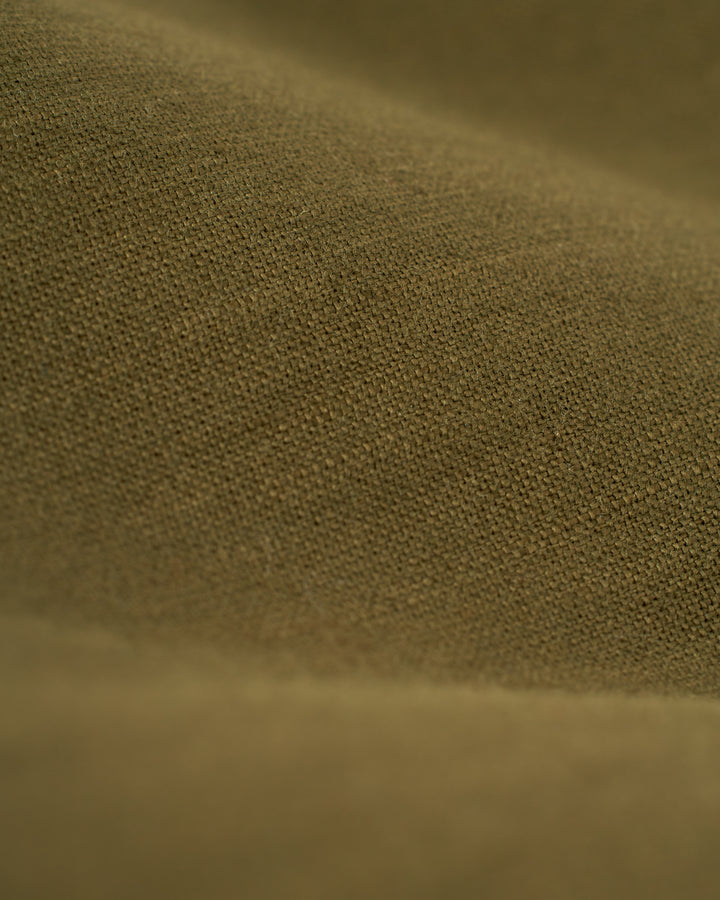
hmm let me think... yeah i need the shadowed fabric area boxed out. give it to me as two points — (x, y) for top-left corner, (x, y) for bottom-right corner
(1, 0), (720, 897)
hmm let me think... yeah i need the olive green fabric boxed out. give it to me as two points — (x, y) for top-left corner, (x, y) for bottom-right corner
(1, 0), (719, 897)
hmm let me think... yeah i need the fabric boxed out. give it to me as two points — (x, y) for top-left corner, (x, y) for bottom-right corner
(2, 0), (719, 897)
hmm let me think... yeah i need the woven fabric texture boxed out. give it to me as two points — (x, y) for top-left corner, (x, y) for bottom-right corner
(2, 1), (720, 897)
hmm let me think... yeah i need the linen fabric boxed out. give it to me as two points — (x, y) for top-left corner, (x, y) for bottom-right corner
(2, 1), (720, 897)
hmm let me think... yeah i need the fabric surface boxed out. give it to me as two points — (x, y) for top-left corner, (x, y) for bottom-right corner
(2, 0), (720, 896)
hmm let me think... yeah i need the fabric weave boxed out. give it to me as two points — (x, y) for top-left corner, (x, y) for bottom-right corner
(2, 0), (720, 897)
